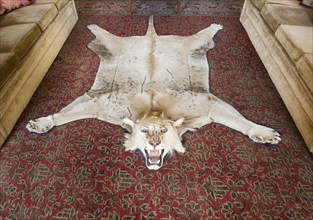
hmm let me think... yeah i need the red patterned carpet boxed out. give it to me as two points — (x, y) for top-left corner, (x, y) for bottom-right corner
(1, 1), (313, 219)
(75, 0), (244, 16)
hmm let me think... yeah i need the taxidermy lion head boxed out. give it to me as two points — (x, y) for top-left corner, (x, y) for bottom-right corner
(122, 111), (185, 170)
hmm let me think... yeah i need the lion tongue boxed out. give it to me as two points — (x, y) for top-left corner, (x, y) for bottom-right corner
(149, 149), (160, 162)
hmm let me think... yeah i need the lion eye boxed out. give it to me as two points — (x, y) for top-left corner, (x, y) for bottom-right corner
(161, 127), (168, 133)
(141, 128), (149, 133)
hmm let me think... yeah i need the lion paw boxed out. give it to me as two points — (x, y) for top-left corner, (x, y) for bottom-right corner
(26, 116), (54, 133)
(248, 125), (281, 145)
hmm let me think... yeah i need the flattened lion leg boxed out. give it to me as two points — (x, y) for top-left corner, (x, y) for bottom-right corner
(26, 93), (99, 133)
(188, 23), (223, 52)
(209, 98), (281, 144)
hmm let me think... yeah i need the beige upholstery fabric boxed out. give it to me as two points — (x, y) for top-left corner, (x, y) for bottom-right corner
(0, 53), (19, 87)
(297, 54), (313, 94)
(251, 0), (300, 10)
(0, 24), (41, 88)
(276, 25), (313, 63)
(261, 4), (313, 31)
(0, 0), (78, 146)
(240, 0), (313, 152)
(0, 4), (58, 31)
(36, 0), (69, 10)
(0, 24), (41, 59)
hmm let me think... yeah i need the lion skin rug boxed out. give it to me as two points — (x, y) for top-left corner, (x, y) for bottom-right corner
(26, 16), (281, 170)
(1, 15), (313, 219)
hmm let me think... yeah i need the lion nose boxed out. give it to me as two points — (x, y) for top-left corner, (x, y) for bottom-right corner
(149, 140), (161, 147)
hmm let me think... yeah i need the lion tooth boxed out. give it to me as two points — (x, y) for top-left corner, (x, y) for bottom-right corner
(149, 159), (160, 164)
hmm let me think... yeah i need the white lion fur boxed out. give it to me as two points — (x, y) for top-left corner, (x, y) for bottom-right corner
(27, 17), (281, 170)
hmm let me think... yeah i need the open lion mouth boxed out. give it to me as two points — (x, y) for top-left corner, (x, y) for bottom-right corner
(144, 149), (165, 169)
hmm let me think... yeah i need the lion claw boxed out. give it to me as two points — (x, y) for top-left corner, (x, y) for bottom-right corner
(248, 125), (281, 145)
(26, 116), (54, 134)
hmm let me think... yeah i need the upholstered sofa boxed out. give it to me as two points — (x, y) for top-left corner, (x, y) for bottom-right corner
(0, 0), (78, 146)
(240, 0), (313, 152)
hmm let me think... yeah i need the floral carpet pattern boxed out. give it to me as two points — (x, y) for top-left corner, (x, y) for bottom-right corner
(75, 0), (244, 16)
(1, 1), (313, 219)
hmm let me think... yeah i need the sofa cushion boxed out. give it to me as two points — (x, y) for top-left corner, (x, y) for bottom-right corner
(251, 0), (299, 10)
(0, 24), (41, 59)
(0, 3), (58, 31)
(0, 53), (19, 88)
(296, 53), (313, 94)
(35, 0), (69, 11)
(275, 25), (313, 63)
(261, 4), (313, 32)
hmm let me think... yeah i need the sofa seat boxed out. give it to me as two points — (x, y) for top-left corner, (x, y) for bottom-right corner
(0, 4), (58, 31)
(240, 0), (313, 152)
(0, 24), (41, 86)
(276, 25), (313, 91)
(0, 0), (78, 146)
